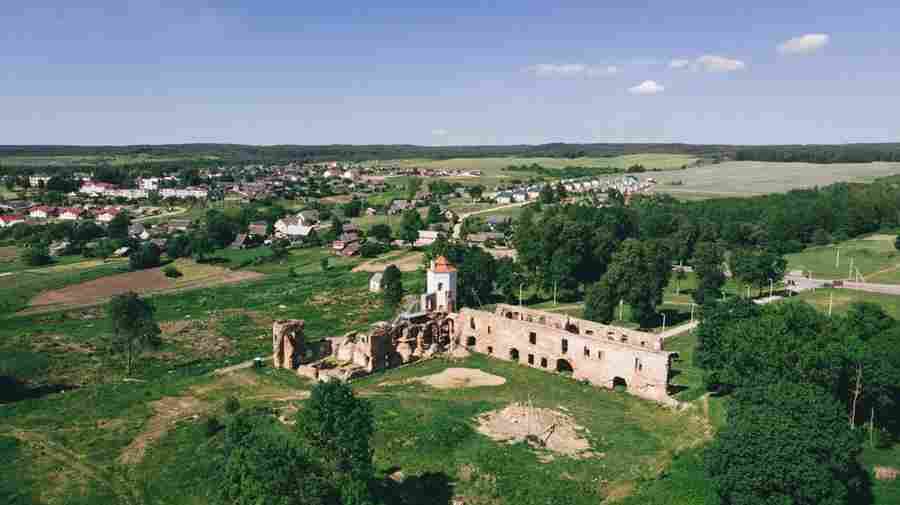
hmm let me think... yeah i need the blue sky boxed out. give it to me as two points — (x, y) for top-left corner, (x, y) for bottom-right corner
(2, 1), (899, 145)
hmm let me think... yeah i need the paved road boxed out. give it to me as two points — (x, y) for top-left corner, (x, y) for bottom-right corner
(784, 274), (900, 296)
(452, 201), (532, 239)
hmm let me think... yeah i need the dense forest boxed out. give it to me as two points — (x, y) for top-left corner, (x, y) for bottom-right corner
(2, 142), (900, 170)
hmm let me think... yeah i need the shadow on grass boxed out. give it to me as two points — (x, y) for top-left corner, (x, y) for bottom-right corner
(375, 470), (454, 505)
(0, 376), (78, 404)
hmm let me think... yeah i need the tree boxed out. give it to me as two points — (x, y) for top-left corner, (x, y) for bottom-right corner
(538, 184), (556, 204)
(107, 292), (161, 374)
(584, 277), (617, 323)
(692, 241), (726, 305)
(343, 199), (363, 218)
(399, 209), (424, 244)
(494, 257), (524, 304)
(20, 242), (51, 267)
(426, 204), (444, 225)
(369, 223), (392, 242)
(454, 246), (497, 308)
(166, 233), (192, 259)
(320, 257), (329, 272)
(129, 243), (161, 270)
(731, 248), (787, 296)
(107, 211), (131, 240)
(295, 380), (374, 505)
(599, 239), (672, 327)
(895, 233), (900, 252)
(190, 231), (213, 262)
(706, 382), (867, 505)
(382, 264), (403, 309)
(205, 209), (237, 248)
(467, 184), (484, 201)
(405, 177), (422, 199)
(219, 411), (332, 505)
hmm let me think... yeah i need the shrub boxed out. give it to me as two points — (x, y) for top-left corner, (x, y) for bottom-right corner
(224, 396), (241, 414)
(163, 265), (182, 278)
(204, 416), (223, 437)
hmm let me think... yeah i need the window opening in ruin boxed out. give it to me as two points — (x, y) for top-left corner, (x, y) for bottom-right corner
(438, 282), (444, 291)
(487, 326), (492, 334)
(506, 312), (514, 319)
(634, 357), (642, 371)
(528, 354), (534, 365)
(509, 348), (520, 361)
(470, 318), (475, 330)
(584, 346), (590, 357)
(556, 359), (574, 375)
(585, 330), (594, 335)
(466, 336), (476, 347)
(487, 346), (493, 355)
(597, 350), (604, 360)
(561, 338), (568, 354)
(640, 341), (646, 347)
(620, 336), (628, 343)
(540, 357), (548, 368)
(529, 332), (537, 345)
(613, 376), (627, 391)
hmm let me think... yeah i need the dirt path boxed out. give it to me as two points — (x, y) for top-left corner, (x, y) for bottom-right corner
(9, 429), (141, 504)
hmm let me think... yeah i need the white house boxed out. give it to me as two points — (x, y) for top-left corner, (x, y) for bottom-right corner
(28, 206), (55, 219)
(96, 207), (122, 223)
(59, 207), (85, 221)
(274, 216), (314, 238)
(28, 174), (52, 187)
(0, 215), (25, 228)
(138, 177), (160, 190)
(160, 187), (208, 199)
(80, 181), (117, 195)
(414, 230), (444, 248)
(369, 272), (384, 293)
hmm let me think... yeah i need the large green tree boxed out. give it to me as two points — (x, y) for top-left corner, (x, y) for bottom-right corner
(129, 243), (161, 270)
(692, 241), (726, 305)
(382, 264), (403, 310)
(107, 211), (131, 240)
(295, 380), (374, 505)
(593, 239), (672, 328)
(20, 242), (51, 267)
(107, 292), (161, 374)
(399, 209), (424, 244)
(706, 382), (866, 505)
(730, 248), (787, 296)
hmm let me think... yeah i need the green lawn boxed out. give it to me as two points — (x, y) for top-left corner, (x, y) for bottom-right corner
(786, 235), (900, 281)
(797, 288), (900, 319)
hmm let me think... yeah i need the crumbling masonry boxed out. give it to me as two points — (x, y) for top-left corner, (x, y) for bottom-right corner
(271, 256), (674, 404)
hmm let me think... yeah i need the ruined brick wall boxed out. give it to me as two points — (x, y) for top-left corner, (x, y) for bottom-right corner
(457, 304), (674, 404)
(272, 319), (306, 369)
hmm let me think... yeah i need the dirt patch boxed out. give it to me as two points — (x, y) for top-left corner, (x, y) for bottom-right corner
(413, 368), (506, 390)
(602, 480), (636, 502)
(874, 466), (898, 481)
(158, 319), (233, 357)
(863, 234), (898, 241)
(475, 403), (595, 459)
(118, 395), (206, 465)
(0, 246), (17, 261)
(353, 252), (424, 273)
(25, 263), (263, 313)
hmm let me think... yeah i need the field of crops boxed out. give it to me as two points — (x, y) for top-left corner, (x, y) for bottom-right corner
(652, 161), (900, 198)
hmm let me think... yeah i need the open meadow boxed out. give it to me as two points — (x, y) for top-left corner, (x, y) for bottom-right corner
(786, 234), (900, 281)
(652, 160), (900, 198)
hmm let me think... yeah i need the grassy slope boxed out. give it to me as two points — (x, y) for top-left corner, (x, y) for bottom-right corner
(786, 235), (900, 281)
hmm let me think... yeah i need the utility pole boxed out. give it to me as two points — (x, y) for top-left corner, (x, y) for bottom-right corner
(553, 280), (558, 307)
(619, 299), (624, 321)
(769, 278), (774, 298)
(849, 257), (854, 280)
(835, 247), (840, 269)
(690, 303), (695, 323)
(828, 291), (834, 317)
(661, 312), (666, 333)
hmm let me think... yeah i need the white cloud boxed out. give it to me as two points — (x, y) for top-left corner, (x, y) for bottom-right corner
(777, 33), (830, 55)
(431, 129), (449, 136)
(526, 63), (618, 77)
(669, 59), (690, 69)
(694, 54), (746, 72)
(628, 80), (665, 95)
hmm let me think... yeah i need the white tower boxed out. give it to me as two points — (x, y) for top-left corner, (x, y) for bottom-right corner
(422, 256), (457, 313)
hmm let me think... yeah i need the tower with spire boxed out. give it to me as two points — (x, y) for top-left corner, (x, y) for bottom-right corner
(421, 255), (457, 313)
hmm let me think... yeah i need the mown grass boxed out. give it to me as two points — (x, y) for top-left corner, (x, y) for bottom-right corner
(797, 288), (900, 320)
(786, 235), (900, 281)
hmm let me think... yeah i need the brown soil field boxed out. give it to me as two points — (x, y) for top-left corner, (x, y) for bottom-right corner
(26, 262), (263, 312)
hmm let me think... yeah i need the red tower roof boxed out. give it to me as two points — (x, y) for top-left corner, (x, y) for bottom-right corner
(432, 255), (457, 273)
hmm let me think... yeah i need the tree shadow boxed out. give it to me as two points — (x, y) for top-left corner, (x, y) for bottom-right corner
(0, 376), (77, 404)
(374, 470), (454, 505)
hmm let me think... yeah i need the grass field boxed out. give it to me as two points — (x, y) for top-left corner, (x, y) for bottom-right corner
(786, 235), (900, 281)
(797, 288), (900, 319)
(653, 161), (900, 199)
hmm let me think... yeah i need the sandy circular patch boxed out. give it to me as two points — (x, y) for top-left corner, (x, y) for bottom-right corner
(413, 368), (506, 389)
(476, 402), (595, 459)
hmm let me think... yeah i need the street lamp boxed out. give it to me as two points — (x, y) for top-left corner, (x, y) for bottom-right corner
(769, 278), (774, 298)
(661, 312), (666, 333)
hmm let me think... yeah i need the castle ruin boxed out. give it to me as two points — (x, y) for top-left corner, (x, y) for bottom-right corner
(272, 255), (675, 404)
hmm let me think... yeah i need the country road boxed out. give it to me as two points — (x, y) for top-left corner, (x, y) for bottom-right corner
(453, 201), (532, 238)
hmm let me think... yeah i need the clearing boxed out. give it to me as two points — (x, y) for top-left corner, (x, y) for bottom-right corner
(652, 160), (900, 198)
(786, 236), (900, 282)
(25, 259), (263, 313)
(352, 250), (424, 273)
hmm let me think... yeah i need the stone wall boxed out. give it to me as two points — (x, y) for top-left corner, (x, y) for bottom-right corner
(456, 304), (674, 404)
